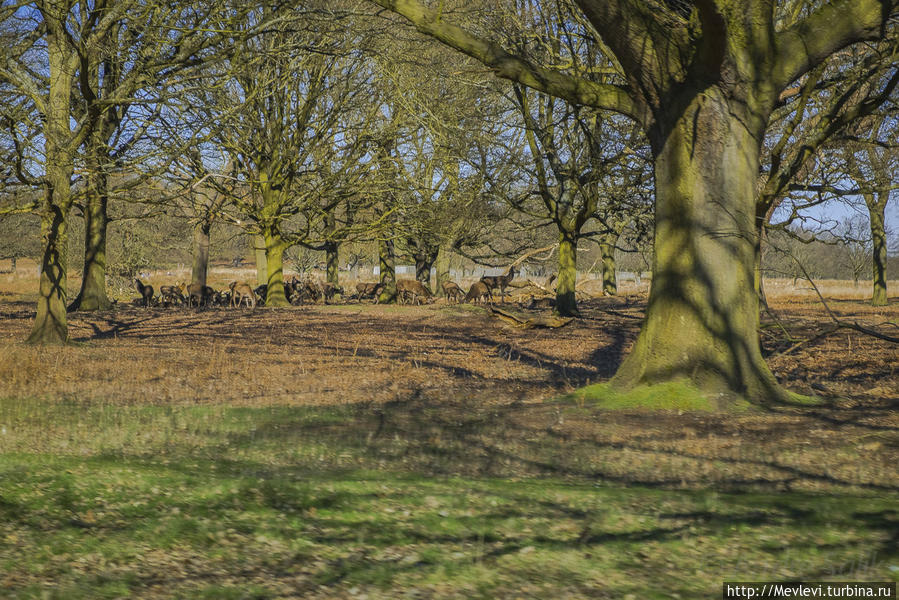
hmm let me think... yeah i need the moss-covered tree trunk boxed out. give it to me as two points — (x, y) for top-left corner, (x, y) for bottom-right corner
(611, 92), (785, 404)
(378, 238), (397, 304)
(434, 242), (453, 296)
(325, 241), (339, 286)
(191, 220), (211, 289)
(555, 233), (579, 317)
(599, 236), (617, 296)
(868, 196), (888, 306)
(68, 172), (111, 312)
(262, 226), (289, 307)
(254, 234), (267, 287)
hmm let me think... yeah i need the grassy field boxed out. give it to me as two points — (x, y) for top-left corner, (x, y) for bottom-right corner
(1, 265), (898, 598)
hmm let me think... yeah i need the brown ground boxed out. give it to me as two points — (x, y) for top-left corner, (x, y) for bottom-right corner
(1, 272), (898, 492)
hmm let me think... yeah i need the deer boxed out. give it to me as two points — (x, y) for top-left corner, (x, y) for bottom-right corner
(465, 280), (492, 304)
(134, 278), (154, 307)
(355, 282), (384, 303)
(229, 281), (256, 308)
(480, 266), (517, 303)
(396, 279), (433, 305)
(159, 284), (185, 307)
(441, 280), (465, 303)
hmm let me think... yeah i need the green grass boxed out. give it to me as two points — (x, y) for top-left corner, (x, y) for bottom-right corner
(1, 399), (896, 599)
(567, 381), (756, 412)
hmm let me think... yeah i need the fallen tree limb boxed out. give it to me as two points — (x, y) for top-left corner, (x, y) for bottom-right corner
(487, 305), (574, 329)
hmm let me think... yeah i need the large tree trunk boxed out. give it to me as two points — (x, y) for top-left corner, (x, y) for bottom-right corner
(263, 227), (289, 307)
(253, 234), (267, 287)
(599, 236), (618, 296)
(190, 220), (211, 289)
(378, 238), (397, 304)
(325, 241), (339, 286)
(68, 174), (111, 312)
(611, 94), (787, 404)
(868, 197), (888, 307)
(555, 233), (579, 317)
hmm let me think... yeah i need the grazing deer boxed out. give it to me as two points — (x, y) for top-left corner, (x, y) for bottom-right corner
(229, 281), (256, 308)
(183, 283), (215, 307)
(396, 279), (433, 305)
(254, 284), (267, 305)
(465, 280), (492, 304)
(355, 282), (384, 303)
(441, 280), (464, 303)
(319, 282), (343, 303)
(159, 285), (185, 306)
(134, 279), (154, 307)
(480, 266), (517, 302)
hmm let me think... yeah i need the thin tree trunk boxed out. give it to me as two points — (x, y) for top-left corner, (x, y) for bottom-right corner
(599, 236), (617, 296)
(28, 29), (75, 344)
(612, 93), (787, 404)
(263, 227), (288, 307)
(414, 248), (437, 292)
(869, 198), (888, 306)
(191, 220), (211, 289)
(254, 234), (267, 287)
(378, 238), (397, 304)
(434, 242), (452, 296)
(28, 201), (70, 344)
(325, 241), (339, 286)
(555, 233), (579, 317)
(68, 172), (111, 312)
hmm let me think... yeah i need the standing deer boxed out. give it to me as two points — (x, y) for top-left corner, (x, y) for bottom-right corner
(441, 280), (465, 303)
(480, 266), (517, 302)
(134, 279), (154, 307)
(396, 279), (434, 305)
(465, 280), (492, 304)
(229, 281), (256, 308)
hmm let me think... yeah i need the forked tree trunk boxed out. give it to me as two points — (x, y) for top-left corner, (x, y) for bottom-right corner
(263, 227), (289, 307)
(611, 92), (787, 404)
(190, 220), (211, 289)
(378, 238), (397, 304)
(555, 233), (579, 317)
(325, 241), (339, 286)
(68, 176), (112, 312)
(254, 234), (267, 287)
(599, 237), (617, 296)
(869, 199), (888, 307)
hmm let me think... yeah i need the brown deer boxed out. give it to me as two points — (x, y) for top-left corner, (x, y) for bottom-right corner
(396, 279), (433, 305)
(229, 281), (256, 308)
(159, 285), (185, 306)
(134, 279), (154, 307)
(441, 280), (465, 303)
(181, 282), (215, 307)
(480, 266), (517, 302)
(465, 280), (492, 304)
(355, 282), (384, 303)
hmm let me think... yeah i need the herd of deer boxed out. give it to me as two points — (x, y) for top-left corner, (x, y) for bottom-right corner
(132, 266), (518, 309)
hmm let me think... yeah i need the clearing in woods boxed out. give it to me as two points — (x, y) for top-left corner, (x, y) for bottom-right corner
(0, 283), (897, 598)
